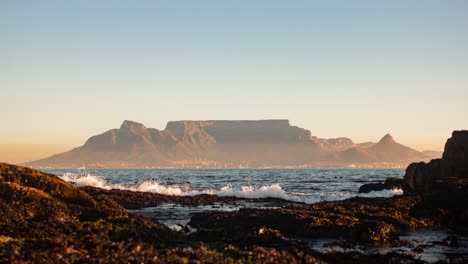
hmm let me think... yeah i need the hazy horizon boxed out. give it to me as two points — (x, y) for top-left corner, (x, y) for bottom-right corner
(0, 118), (447, 164)
(2, 1), (467, 163)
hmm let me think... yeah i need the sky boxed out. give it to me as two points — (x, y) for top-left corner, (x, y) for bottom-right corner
(1, 1), (468, 163)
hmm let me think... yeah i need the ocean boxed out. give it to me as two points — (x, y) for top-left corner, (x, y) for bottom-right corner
(46, 168), (404, 203)
(46, 168), (404, 227)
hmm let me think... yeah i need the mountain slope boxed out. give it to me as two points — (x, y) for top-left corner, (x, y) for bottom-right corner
(26, 121), (429, 168)
(26, 120), (325, 168)
(333, 134), (427, 164)
(421, 150), (443, 159)
(370, 134), (427, 162)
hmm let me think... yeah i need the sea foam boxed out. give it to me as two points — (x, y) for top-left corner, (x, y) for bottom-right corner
(58, 173), (402, 204)
(60, 173), (111, 190)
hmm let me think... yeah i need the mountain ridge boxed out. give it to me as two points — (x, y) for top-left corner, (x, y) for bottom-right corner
(26, 120), (432, 168)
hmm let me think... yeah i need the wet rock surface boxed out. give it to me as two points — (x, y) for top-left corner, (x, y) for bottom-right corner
(187, 195), (444, 245)
(81, 186), (301, 209)
(358, 177), (403, 193)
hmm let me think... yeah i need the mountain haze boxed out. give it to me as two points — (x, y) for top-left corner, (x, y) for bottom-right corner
(332, 134), (428, 164)
(26, 120), (431, 168)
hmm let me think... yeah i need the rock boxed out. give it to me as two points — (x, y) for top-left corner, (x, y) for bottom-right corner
(355, 221), (399, 243)
(81, 186), (299, 209)
(257, 227), (285, 244)
(359, 178), (403, 193)
(404, 130), (468, 194)
(0, 163), (180, 263)
(0, 163), (96, 207)
(188, 195), (436, 245)
(442, 235), (459, 247)
(403, 159), (442, 194)
(441, 130), (468, 178)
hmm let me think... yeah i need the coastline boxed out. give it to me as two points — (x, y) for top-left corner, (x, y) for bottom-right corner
(1, 130), (467, 263)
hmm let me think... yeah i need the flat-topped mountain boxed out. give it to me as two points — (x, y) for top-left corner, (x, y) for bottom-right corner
(26, 120), (432, 168)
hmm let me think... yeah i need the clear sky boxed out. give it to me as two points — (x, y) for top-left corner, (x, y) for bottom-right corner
(2, 1), (467, 163)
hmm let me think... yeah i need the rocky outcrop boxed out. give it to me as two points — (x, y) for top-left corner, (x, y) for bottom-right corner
(81, 186), (300, 209)
(188, 195), (442, 245)
(358, 178), (403, 193)
(441, 130), (468, 178)
(404, 130), (468, 194)
(0, 163), (96, 207)
(0, 163), (182, 263)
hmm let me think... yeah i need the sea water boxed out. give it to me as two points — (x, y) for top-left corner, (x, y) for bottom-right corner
(47, 168), (404, 226)
(46, 168), (404, 203)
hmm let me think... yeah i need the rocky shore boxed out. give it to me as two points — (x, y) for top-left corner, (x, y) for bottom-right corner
(1, 131), (467, 263)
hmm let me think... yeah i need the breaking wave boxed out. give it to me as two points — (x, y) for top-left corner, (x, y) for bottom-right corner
(60, 173), (111, 190)
(58, 173), (402, 204)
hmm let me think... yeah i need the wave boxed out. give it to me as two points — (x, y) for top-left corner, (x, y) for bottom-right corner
(359, 188), (403, 198)
(60, 173), (111, 190)
(58, 173), (402, 204)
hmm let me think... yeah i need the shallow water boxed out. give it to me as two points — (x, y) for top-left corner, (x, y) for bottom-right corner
(309, 228), (468, 263)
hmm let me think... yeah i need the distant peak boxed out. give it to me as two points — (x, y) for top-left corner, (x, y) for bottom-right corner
(120, 120), (146, 130)
(379, 134), (395, 144)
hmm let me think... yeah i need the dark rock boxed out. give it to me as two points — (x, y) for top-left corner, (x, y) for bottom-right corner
(359, 178), (403, 193)
(412, 245), (425, 253)
(442, 235), (459, 247)
(441, 130), (468, 178)
(403, 159), (442, 194)
(0, 163), (181, 263)
(404, 130), (468, 194)
(0, 163), (96, 207)
(324, 238), (357, 250)
(354, 221), (399, 243)
(188, 195), (438, 245)
(81, 186), (300, 209)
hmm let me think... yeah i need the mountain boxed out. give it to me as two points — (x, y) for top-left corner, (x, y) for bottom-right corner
(421, 150), (443, 159)
(332, 134), (428, 164)
(27, 120), (324, 168)
(310, 136), (356, 152)
(26, 120), (429, 168)
(356, 142), (375, 148)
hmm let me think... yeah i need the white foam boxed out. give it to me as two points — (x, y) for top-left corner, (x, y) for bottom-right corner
(358, 188), (404, 198)
(126, 182), (189, 196)
(197, 183), (300, 201)
(59, 173), (111, 190)
(58, 173), (403, 204)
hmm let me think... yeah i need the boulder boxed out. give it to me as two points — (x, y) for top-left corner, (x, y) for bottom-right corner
(359, 178), (403, 193)
(404, 130), (468, 194)
(441, 130), (468, 178)
(403, 159), (441, 194)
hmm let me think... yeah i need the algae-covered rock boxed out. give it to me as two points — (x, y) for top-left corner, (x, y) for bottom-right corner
(355, 221), (399, 243)
(0, 163), (95, 207)
(0, 163), (179, 263)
